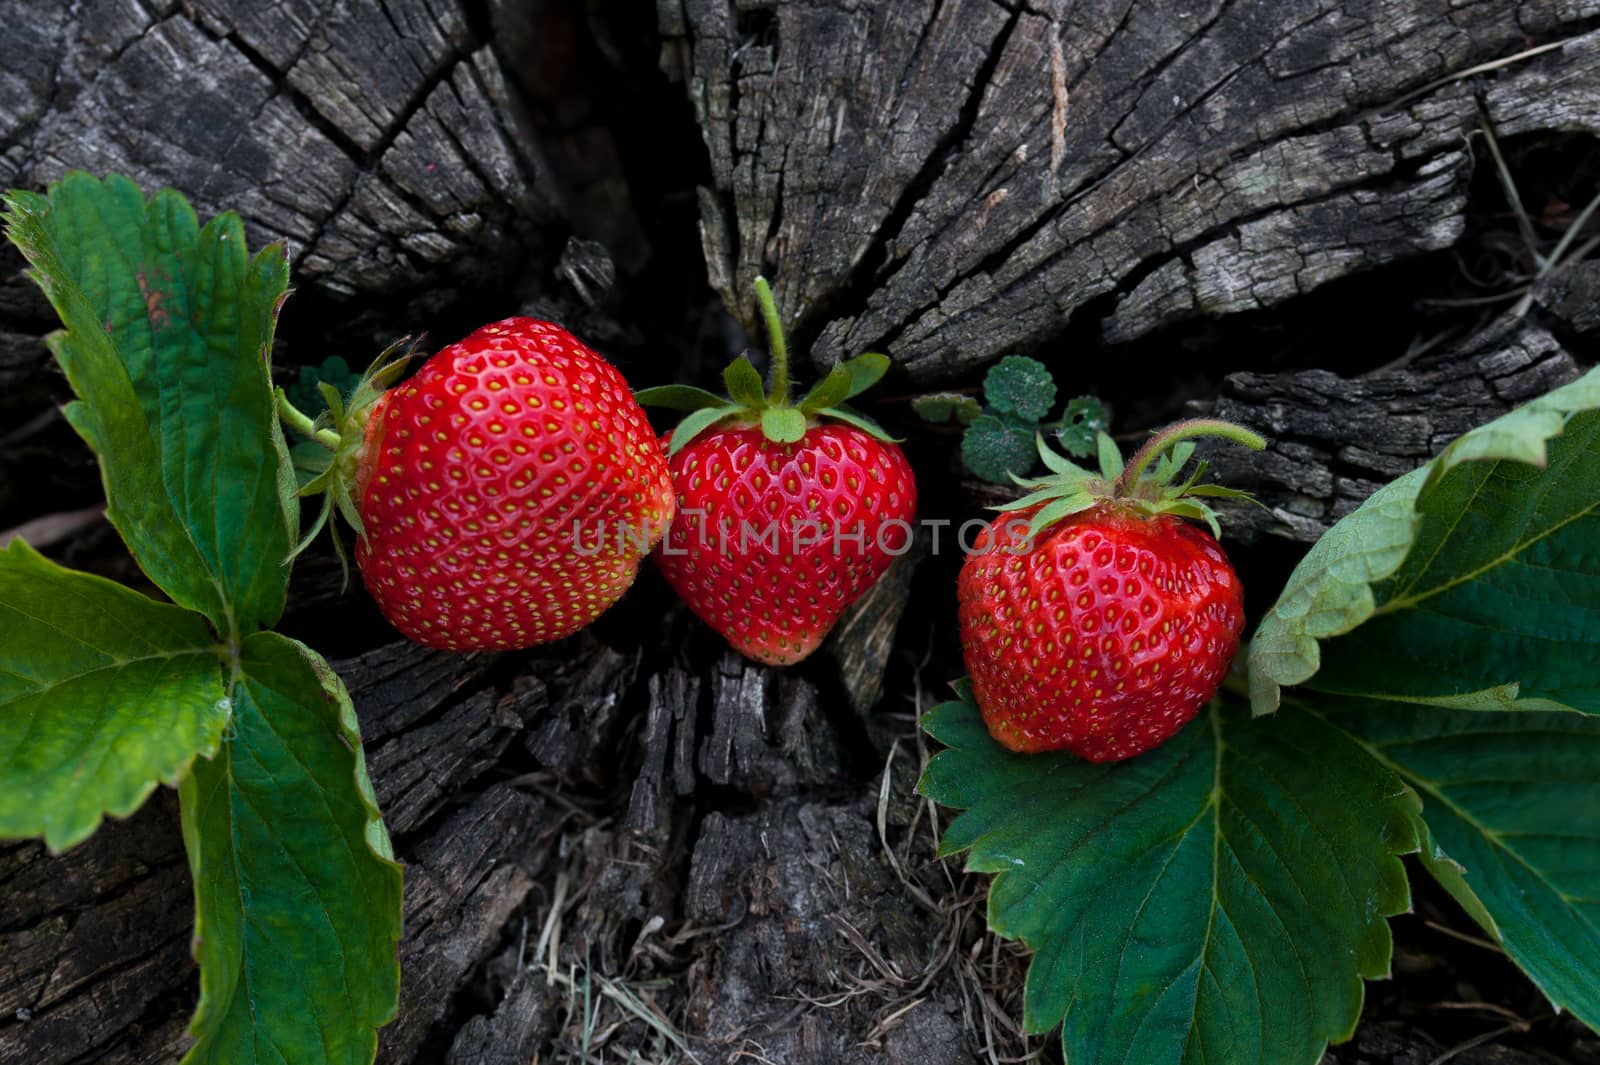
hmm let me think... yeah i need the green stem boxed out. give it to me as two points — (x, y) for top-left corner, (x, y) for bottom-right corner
(1115, 418), (1266, 497)
(752, 275), (790, 405)
(276, 389), (341, 450)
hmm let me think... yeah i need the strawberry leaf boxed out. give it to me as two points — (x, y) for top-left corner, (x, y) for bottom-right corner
(1317, 693), (1600, 1030)
(1249, 366), (1600, 715)
(920, 689), (1418, 1065)
(912, 392), (982, 425)
(0, 539), (230, 853)
(3, 175), (294, 639)
(983, 355), (1056, 421)
(1054, 395), (1111, 458)
(962, 415), (1036, 484)
(180, 632), (402, 1065)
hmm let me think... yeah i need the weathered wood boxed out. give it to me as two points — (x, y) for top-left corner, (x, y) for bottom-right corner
(1197, 315), (1582, 542)
(664, 0), (1600, 380)
(0, 0), (562, 342)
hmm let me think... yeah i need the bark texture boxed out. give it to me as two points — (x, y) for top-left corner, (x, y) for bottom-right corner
(665, 0), (1600, 379)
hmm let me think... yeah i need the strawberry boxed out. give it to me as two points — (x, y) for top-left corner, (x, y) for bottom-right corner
(637, 278), (916, 666)
(958, 422), (1264, 761)
(281, 317), (673, 651)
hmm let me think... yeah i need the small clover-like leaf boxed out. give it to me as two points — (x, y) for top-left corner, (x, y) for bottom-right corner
(962, 415), (1036, 484)
(983, 355), (1057, 422)
(912, 392), (982, 425)
(1055, 395), (1111, 458)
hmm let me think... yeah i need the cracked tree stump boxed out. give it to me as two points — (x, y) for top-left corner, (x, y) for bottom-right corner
(664, 0), (1600, 380)
(0, 0), (564, 376)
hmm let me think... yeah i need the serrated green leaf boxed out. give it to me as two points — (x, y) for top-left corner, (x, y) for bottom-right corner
(724, 356), (766, 407)
(912, 392), (983, 425)
(0, 539), (229, 852)
(920, 690), (1418, 1065)
(633, 384), (729, 411)
(799, 364), (852, 412)
(762, 406), (808, 443)
(983, 355), (1056, 421)
(1323, 695), (1600, 1030)
(1055, 395), (1111, 458)
(180, 631), (401, 1065)
(842, 352), (891, 398)
(4, 174), (294, 638)
(962, 415), (1036, 484)
(1249, 366), (1600, 715)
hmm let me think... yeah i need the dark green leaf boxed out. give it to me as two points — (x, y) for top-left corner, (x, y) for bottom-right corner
(798, 364), (852, 412)
(4, 174), (294, 638)
(962, 415), (1036, 484)
(920, 691), (1418, 1065)
(912, 392), (983, 425)
(181, 632), (401, 1065)
(1250, 367), (1600, 714)
(0, 539), (228, 852)
(1054, 395), (1111, 458)
(1323, 695), (1600, 1030)
(761, 406), (808, 444)
(633, 384), (730, 411)
(983, 355), (1056, 421)
(842, 352), (891, 398)
(723, 356), (767, 407)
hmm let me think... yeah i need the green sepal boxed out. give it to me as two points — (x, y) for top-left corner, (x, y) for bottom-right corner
(1027, 494), (1099, 537)
(1096, 431), (1125, 480)
(723, 356), (766, 407)
(799, 364), (853, 413)
(762, 406), (808, 444)
(1036, 433), (1095, 480)
(842, 352), (891, 398)
(1150, 441), (1196, 485)
(815, 404), (900, 443)
(666, 403), (746, 457)
(634, 384), (735, 411)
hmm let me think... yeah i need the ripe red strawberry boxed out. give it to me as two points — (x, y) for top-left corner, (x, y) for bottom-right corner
(958, 422), (1262, 761)
(658, 423), (916, 665)
(286, 317), (673, 651)
(637, 277), (916, 666)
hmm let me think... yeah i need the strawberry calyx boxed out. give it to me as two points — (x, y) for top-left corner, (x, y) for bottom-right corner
(635, 275), (897, 456)
(996, 418), (1267, 539)
(275, 336), (418, 576)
